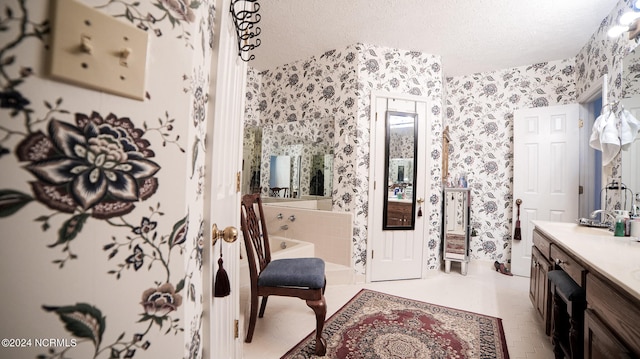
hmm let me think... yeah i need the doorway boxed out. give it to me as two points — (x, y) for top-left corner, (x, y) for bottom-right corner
(367, 92), (430, 282)
(578, 82), (604, 219)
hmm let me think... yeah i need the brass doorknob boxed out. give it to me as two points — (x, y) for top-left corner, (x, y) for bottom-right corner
(211, 224), (238, 246)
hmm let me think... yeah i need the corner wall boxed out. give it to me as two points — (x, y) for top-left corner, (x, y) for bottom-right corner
(0, 1), (213, 358)
(445, 0), (639, 263)
(247, 44), (445, 275)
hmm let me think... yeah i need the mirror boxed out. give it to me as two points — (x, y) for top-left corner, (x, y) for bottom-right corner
(242, 117), (335, 200)
(620, 47), (640, 211)
(242, 125), (262, 195)
(383, 111), (418, 230)
(269, 155), (293, 197)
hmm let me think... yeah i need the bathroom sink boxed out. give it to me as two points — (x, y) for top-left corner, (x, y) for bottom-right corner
(544, 221), (612, 237)
(577, 218), (611, 229)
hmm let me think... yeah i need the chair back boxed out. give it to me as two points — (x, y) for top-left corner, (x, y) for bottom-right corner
(240, 194), (272, 283)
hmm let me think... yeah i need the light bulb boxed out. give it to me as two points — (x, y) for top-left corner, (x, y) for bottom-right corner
(608, 25), (629, 38)
(620, 11), (640, 26)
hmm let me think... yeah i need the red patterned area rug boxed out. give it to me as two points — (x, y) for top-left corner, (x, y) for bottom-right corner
(281, 289), (510, 359)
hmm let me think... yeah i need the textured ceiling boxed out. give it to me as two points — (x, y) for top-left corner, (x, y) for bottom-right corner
(248, 0), (621, 77)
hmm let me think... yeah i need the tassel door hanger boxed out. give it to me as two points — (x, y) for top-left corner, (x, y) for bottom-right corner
(214, 240), (231, 298)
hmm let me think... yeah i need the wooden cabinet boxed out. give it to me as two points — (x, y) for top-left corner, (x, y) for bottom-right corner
(531, 224), (640, 358)
(530, 229), (553, 334)
(386, 200), (412, 226)
(550, 243), (586, 287)
(584, 309), (634, 359)
(529, 244), (552, 335)
(585, 273), (640, 358)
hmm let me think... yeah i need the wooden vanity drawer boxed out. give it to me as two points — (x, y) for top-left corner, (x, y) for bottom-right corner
(549, 244), (586, 286)
(587, 273), (640, 356)
(532, 229), (551, 258)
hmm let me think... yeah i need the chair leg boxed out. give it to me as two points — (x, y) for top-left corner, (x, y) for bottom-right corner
(258, 296), (269, 318)
(306, 296), (327, 356)
(245, 293), (259, 343)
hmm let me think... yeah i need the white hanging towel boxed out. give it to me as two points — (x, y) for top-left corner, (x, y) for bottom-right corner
(620, 108), (640, 150)
(589, 105), (620, 166)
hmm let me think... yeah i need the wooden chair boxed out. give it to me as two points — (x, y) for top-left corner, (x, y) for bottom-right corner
(240, 193), (327, 356)
(269, 187), (289, 198)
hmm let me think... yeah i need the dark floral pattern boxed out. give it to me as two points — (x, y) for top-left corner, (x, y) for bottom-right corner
(141, 283), (183, 318)
(0, 0), (212, 358)
(247, 44), (444, 273)
(17, 112), (160, 219)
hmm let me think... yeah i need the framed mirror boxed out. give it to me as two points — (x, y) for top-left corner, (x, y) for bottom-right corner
(383, 111), (418, 230)
(250, 119), (335, 200)
(621, 47), (640, 205)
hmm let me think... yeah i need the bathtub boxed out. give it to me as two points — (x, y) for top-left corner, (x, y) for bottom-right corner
(239, 236), (315, 287)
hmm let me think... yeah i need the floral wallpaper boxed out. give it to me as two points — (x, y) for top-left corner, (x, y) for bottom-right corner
(389, 131), (415, 158)
(0, 0), (215, 358)
(259, 119), (334, 198)
(245, 0), (640, 274)
(355, 44), (445, 271)
(445, 0), (639, 263)
(446, 59), (578, 262)
(246, 44), (445, 274)
(575, 0), (639, 202)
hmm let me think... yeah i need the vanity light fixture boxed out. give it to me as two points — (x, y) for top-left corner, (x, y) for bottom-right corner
(229, 0), (261, 62)
(608, 6), (640, 39)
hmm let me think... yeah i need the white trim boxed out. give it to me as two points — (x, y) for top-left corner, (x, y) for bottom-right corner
(578, 74), (606, 104)
(577, 77), (605, 217)
(366, 91), (432, 282)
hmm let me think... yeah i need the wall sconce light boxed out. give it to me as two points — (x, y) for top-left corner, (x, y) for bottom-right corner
(608, 2), (640, 39)
(229, 0), (261, 62)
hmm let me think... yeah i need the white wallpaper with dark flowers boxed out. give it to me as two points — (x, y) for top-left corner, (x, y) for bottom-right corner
(259, 119), (334, 198)
(446, 59), (578, 261)
(0, 1), (215, 358)
(246, 44), (445, 274)
(246, 0), (640, 273)
(445, 0), (639, 263)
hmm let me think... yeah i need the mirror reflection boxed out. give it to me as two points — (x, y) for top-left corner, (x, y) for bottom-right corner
(620, 47), (640, 209)
(241, 118), (335, 200)
(383, 111), (418, 230)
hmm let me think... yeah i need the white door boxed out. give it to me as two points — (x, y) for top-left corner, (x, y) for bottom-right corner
(512, 104), (579, 277)
(204, 0), (247, 357)
(369, 94), (428, 282)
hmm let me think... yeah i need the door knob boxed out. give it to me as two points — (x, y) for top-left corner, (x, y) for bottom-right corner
(211, 223), (238, 246)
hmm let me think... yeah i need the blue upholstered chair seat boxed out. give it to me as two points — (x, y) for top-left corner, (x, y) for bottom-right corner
(258, 258), (325, 289)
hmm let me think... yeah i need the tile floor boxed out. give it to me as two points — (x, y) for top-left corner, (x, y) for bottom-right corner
(240, 260), (554, 359)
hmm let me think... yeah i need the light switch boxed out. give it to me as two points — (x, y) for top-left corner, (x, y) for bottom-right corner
(49, 0), (148, 101)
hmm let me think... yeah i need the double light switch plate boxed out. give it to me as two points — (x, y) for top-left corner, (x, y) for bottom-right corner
(49, 0), (148, 101)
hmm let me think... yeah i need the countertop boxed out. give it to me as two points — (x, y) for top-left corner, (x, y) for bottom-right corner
(387, 197), (412, 204)
(532, 220), (640, 301)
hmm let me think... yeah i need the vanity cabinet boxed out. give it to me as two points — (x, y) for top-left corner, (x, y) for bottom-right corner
(529, 242), (552, 335)
(584, 309), (635, 358)
(530, 222), (640, 359)
(442, 188), (470, 275)
(585, 273), (640, 358)
(386, 200), (412, 226)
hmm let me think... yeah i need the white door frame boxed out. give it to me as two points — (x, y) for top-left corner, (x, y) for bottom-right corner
(511, 104), (580, 277)
(577, 75), (606, 218)
(366, 91), (433, 282)
(203, 0), (247, 357)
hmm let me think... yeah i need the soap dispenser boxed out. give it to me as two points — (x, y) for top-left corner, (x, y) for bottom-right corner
(614, 212), (626, 237)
